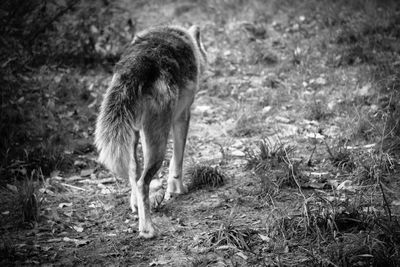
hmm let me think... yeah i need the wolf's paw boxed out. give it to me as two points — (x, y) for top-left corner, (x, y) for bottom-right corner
(138, 223), (157, 239)
(150, 188), (165, 209)
(165, 186), (188, 201)
(149, 179), (166, 209)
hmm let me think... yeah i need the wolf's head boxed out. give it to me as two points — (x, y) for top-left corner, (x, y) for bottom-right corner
(188, 25), (207, 74)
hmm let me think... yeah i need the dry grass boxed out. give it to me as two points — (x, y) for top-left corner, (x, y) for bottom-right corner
(325, 142), (356, 172)
(201, 209), (258, 252)
(186, 165), (226, 191)
(264, 191), (400, 266)
(245, 139), (301, 194)
(18, 177), (40, 223)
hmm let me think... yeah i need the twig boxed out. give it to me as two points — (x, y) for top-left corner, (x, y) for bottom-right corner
(307, 144), (316, 166)
(377, 93), (393, 221)
(324, 140), (334, 159)
(283, 147), (305, 200)
(60, 182), (86, 191)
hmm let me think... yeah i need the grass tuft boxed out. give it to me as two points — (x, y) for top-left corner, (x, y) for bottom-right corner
(307, 98), (331, 121)
(18, 176), (41, 224)
(0, 239), (17, 264)
(231, 112), (264, 137)
(203, 222), (257, 251)
(325, 141), (356, 172)
(187, 165), (226, 191)
(246, 139), (295, 171)
(328, 217), (400, 267)
(246, 139), (301, 192)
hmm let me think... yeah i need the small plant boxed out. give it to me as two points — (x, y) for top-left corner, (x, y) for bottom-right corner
(307, 98), (330, 121)
(355, 150), (395, 185)
(202, 209), (257, 251)
(190, 255), (218, 267)
(246, 139), (295, 172)
(205, 223), (254, 251)
(231, 112), (264, 137)
(186, 165), (226, 191)
(328, 216), (400, 267)
(325, 141), (355, 171)
(246, 139), (300, 191)
(18, 176), (41, 223)
(0, 239), (17, 264)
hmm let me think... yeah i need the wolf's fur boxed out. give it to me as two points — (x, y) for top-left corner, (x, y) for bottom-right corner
(95, 25), (206, 238)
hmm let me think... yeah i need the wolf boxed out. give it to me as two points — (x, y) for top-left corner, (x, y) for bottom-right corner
(94, 25), (207, 238)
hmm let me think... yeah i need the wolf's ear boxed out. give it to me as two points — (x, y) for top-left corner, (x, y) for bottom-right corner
(189, 25), (201, 43)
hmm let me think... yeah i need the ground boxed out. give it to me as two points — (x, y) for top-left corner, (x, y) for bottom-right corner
(1, 0), (400, 266)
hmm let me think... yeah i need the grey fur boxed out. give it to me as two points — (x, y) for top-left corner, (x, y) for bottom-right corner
(94, 25), (207, 238)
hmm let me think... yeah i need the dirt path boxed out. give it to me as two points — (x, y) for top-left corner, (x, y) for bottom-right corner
(2, 1), (400, 266)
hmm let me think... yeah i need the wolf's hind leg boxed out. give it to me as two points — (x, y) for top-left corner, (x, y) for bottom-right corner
(137, 112), (171, 238)
(129, 131), (140, 215)
(166, 109), (190, 200)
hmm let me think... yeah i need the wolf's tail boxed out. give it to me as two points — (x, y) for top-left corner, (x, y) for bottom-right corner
(94, 74), (139, 179)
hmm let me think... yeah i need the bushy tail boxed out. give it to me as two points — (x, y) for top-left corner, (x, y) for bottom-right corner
(94, 74), (138, 178)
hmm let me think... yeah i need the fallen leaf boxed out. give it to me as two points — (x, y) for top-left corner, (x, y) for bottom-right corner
(236, 252), (248, 260)
(315, 77), (327, 85)
(59, 202), (73, 208)
(357, 83), (372, 96)
(275, 116), (291, 123)
(259, 234), (271, 242)
(309, 172), (329, 176)
(231, 149), (245, 157)
(303, 182), (328, 189)
(63, 237), (90, 247)
(64, 211), (73, 217)
(284, 245), (290, 253)
(74, 160), (87, 168)
(392, 200), (400, 206)
(73, 225), (84, 233)
(306, 132), (324, 139)
(261, 106), (272, 114)
(337, 180), (357, 192)
(149, 259), (171, 266)
(6, 184), (18, 193)
(80, 169), (94, 177)
(39, 188), (56, 196)
(103, 204), (114, 211)
(50, 170), (60, 178)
